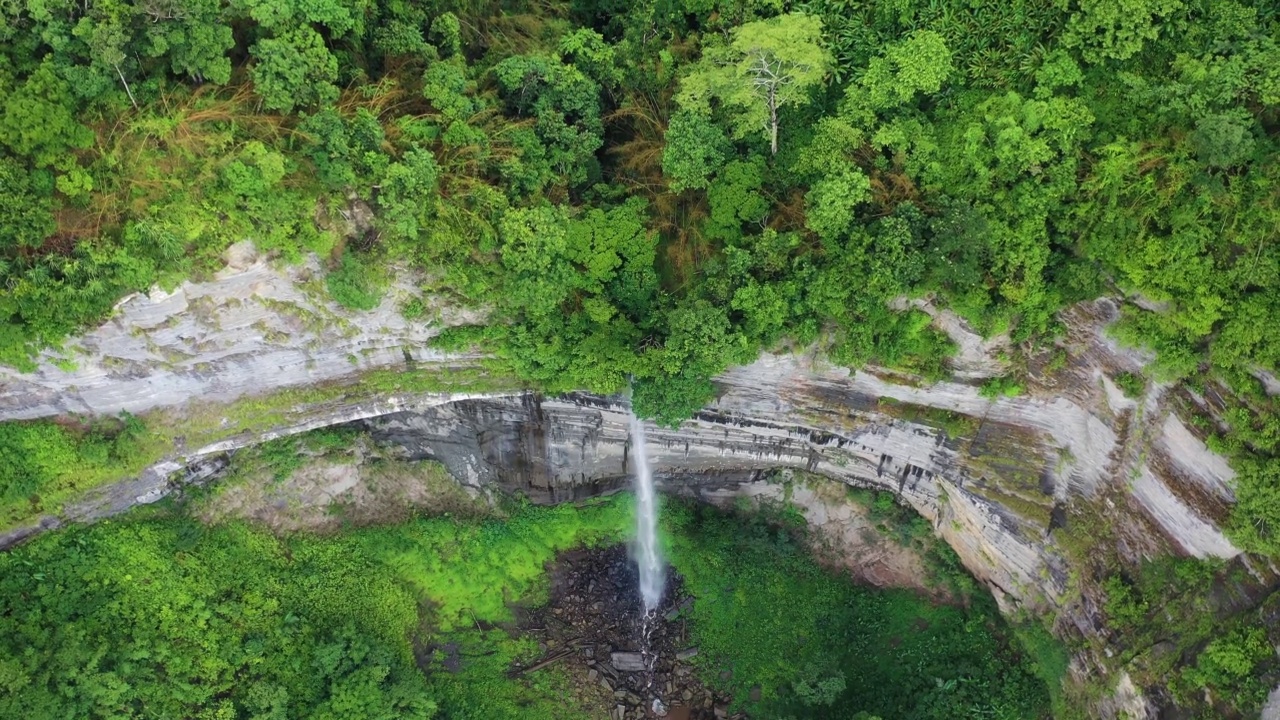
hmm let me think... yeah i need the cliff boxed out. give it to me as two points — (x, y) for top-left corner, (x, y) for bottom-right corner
(0, 253), (1275, 717)
(0, 241), (484, 420)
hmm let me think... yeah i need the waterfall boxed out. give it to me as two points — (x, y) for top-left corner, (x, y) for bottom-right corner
(628, 410), (665, 612)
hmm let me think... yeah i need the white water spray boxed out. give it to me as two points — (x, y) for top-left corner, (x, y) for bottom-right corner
(628, 411), (665, 612)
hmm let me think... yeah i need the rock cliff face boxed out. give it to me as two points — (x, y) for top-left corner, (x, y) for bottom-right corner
(1, 255), (1276, 717)
(354, 339), (1246, 605)
(0, 242), (482, 420)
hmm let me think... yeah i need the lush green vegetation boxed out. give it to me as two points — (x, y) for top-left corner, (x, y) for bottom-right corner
(665, 500), (1053, 718)
(1094, 555), (1278, 716)
(0, 454), (1062, 720)
(0, 497), (631, 719)
(0, 414), (155, 527)
(0, 360), (518, 531)
(1045, 487), (1280, 718)
(3, 2), (1280, 714)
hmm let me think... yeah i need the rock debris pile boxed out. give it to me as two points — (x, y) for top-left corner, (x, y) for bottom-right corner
(516, 545), (742, 720)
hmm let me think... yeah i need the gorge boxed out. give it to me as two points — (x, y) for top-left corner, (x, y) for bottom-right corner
(3, 1), (1279, 713)
(1, 252), (1275, 718)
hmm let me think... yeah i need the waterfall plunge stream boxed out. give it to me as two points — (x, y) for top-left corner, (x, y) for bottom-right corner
(628, 409), (667, 716)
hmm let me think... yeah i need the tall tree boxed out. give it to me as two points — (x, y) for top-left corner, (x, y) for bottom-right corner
(676, 12), (831, 155)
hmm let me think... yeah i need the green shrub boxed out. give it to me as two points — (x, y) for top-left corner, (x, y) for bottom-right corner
(326, 249), (387, 311)
(0, 414), (147, 520)
(401, 297), (428, 320)
(979, 376), (1024, 399)
(1102, 574), (1149, 630)
(1177, 626), (1273, 712)
(1112, 371), (1146, 399)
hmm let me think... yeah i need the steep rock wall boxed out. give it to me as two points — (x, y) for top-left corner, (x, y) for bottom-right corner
(355, 346), (1244, 609)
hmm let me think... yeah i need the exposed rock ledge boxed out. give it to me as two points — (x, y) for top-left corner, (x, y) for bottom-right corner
(0, 249), (1275, 717)
(0, 242), (484, 420)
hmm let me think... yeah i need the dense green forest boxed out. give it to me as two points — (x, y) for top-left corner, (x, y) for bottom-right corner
(2, 1), (1280, 539)
(0, 497), (630, 719)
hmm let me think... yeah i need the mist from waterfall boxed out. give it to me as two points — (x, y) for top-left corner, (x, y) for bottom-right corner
(628, 410), (665, 613)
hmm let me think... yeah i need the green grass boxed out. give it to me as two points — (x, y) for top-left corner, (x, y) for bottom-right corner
(874, 398), (982, 440)
(1011, 621), (1073, 718)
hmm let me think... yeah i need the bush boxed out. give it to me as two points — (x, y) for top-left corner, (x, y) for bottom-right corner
(1102, 574), (1149, 630)
(0, 414), (146, 513)
(979, 376), (1024, 399)
(1177, 626), (1273, 712)
(1113, 371), (1146, 399)
(326, 249), (387, 311)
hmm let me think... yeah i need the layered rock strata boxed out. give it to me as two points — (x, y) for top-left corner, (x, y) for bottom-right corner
(0, 248), (1273, 716)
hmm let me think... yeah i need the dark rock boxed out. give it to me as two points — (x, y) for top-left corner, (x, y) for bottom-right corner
(613, 689), (642, 705)
(611, 651), (647, 672)
(664, 597), (694, 621)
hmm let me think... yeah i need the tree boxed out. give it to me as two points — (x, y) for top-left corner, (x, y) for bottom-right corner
(490, 201), (656, 394)
(676, 12), (831, 155)
(662, 110), (731, 192)
(804, 168), (870, 239)
(72, 12), (140, 108)
(250, 27), (340, 112)
(705, 157), (768, 241)
(493, 54), (605, 191)
(0, 158), (56, 250)
(851, 29), (953, 113)
(1063, 0), (1185, 64)
(0, 62), (93, 170)
(792, 115), (869, 237)
(377, 147), (440, 243)
(138, 0), (234, 84)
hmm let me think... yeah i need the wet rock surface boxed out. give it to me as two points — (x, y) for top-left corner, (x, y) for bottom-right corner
(516, 545), (737, 720)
